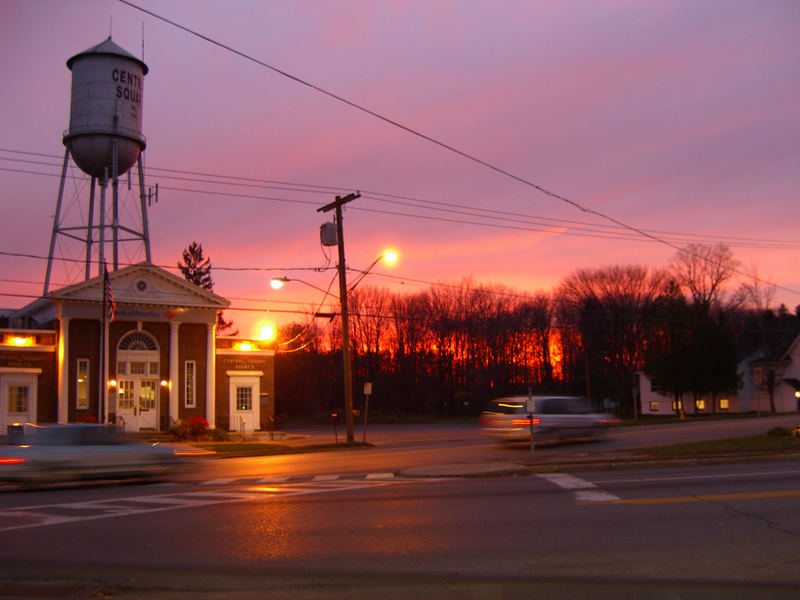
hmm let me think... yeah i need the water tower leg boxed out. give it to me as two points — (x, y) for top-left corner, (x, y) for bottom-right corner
(43, 147), (71, 296)
(111, 137), (119, 270)
(85, 177), (96, 280)
(98, 174), (107, 277)
(137, 154), (152, 263)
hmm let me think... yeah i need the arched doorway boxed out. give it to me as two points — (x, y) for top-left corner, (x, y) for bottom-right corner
(116, 331), (160, 430)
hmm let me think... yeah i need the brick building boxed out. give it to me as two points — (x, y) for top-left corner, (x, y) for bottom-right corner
(1, 262), (274, 433)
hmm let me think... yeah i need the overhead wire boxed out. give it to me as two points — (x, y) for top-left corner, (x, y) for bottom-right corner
(2, 153), (798, 251)
(113, 1), (800, 266)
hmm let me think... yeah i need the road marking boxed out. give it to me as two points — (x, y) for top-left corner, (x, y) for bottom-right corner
(578, 489), (800, 505)
(537, 473), (622, 502)
(0, 477), (424, 533)
(590, 468), (800, 486)
(537, 473), (597, 489)
(200, 473), (393, 486)
(575, 490), (622, 502)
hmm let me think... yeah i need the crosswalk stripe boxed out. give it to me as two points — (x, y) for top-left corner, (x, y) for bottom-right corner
(538, 473), (621, 503)
(0, 476), (415, 532)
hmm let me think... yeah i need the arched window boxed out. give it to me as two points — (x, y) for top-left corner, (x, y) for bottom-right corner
(119, 331), (158, 351)
(117, 331), (160, 378)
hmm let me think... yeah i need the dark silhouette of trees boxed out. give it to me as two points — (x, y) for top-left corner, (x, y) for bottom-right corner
(558, 265), (670, 417)
(271, 251), (787, 422)
(644, 282), (693, 415)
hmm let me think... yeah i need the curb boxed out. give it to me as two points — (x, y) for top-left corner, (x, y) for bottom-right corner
(397, 451), (800, 478)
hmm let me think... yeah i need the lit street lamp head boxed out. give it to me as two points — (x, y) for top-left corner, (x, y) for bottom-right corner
(270, 277), (288, 289)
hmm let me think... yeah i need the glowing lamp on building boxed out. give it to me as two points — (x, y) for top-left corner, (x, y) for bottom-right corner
(257, 324), (276, 341)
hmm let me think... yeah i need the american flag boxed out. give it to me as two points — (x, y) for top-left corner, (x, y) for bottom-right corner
(103, 264), (116, 322)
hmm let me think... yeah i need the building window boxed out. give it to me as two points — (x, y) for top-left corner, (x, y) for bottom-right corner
(119, 331), (157, 351)
(672, 399), (683, 411)
(185, 361), (196, 408)
(118, 380), (134, 410)
(8, 386), (29, 413)
(117, 361), (127, 376)
(149, 362), (159, 376)
(236, 386), (253, 411)
(695, 399), (705, 411)
(649, 401), (659, 412)
(719, 398), (730, 411)
(76, 358), (90, 409)
(130, 361), (147, 375)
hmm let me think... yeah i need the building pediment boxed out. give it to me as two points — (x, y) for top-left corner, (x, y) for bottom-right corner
(48, 262), (230, 310)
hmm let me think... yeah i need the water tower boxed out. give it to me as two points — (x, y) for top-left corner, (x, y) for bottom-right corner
(44, 37), (152, 294)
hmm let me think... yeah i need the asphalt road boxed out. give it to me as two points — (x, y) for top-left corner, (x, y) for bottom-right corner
(0, 461), (798, 598)
(1, 417), (799, 598)
(188, 414), (800, 482)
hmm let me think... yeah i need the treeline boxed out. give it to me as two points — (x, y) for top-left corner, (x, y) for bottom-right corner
(274, 245), (800, 420)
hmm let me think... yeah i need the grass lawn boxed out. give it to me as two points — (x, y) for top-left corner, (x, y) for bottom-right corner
(639, 430), (800, 459)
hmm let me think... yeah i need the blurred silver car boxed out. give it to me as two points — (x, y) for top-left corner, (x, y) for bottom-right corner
(479, 395), (618, 442)
(0, 423), (183, 485)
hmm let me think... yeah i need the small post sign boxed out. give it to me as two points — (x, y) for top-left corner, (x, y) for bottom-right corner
(527, 389), (536, 458)
(363, 382), (373, 443)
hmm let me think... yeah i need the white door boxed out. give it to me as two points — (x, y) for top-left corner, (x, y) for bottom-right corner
(0, 373), (37, 432)
(228, 374), (261, 432)
(116, 378), (159, 431)
(137, 379), (158, 430)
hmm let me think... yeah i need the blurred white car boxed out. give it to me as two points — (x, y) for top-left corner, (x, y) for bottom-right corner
(479, 395), (618, 442)
(0, 423), (183, 484)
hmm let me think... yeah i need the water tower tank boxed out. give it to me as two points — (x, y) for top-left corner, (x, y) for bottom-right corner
(64, 37), (148, 179)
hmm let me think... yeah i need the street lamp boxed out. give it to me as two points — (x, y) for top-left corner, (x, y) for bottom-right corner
(270, 250), (398, 444)
(347, 249), (398, 293)
(270, 276), (338, 297)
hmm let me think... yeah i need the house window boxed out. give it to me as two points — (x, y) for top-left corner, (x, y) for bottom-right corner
(185, 361), (196, 408)
(695, 399), (705, 411)
(719, 398), (730, 411)
(76, 358), (90, 409)
(8, 386), (29, 413)
(236, 386), (253, 411)
(672, 399), (683, 411)
(649, 401), (659, 412)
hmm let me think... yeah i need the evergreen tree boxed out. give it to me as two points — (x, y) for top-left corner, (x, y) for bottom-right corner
(178, 242), (213, 290)
(177, 241), (236, 334)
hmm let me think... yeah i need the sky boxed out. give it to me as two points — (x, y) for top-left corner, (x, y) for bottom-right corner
(1, 0), (799, 338)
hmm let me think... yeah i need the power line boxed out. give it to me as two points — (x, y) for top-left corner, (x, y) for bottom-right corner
(3, 157), (798, 251)
(113, 1), (761, 258)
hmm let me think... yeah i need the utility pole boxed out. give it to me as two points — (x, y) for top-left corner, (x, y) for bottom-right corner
(318, 192), (360, 443)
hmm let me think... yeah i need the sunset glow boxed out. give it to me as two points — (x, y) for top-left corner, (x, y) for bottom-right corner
(0, 1), (798, 339)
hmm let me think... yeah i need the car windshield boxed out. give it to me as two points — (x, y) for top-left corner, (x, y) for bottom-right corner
(539, 397), (593, 414)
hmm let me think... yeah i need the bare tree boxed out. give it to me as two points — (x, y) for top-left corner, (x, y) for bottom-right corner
(559, 265), (670, 417)
(670, 243), (739, 310)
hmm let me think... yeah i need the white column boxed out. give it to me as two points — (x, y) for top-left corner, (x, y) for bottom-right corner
(206, 322), (216, 429)
(169, 321), (180, 428)
(57, 316), (70, 422)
